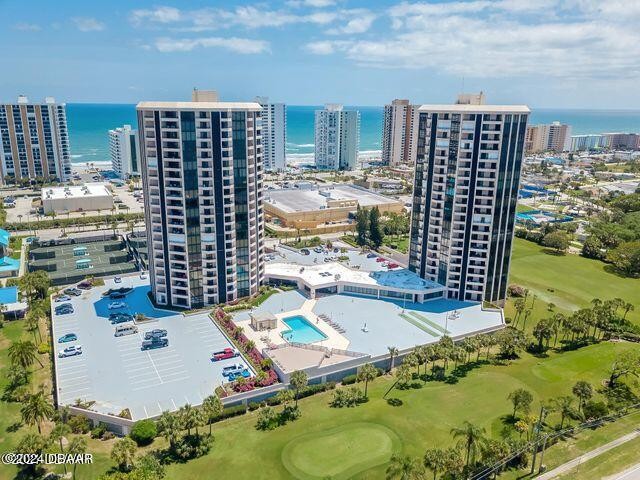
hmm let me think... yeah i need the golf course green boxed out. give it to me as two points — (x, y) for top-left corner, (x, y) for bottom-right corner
(281, 422), (401, 479)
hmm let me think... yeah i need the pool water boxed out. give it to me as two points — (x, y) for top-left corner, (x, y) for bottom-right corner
(282, 315), (328, 344)
(0, 286), (18, 304)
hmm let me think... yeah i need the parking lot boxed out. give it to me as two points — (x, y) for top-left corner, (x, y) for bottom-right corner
(52, 275), (254, 420)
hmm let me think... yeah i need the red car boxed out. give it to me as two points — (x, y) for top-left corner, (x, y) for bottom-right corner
(375, 257), (386, 262)
(387, 263), (399, 269)
(212, 348), (240, 362)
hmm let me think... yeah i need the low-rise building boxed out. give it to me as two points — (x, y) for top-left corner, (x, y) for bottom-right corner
(264, 184), (404, 231)
(41, 182), (113, 214)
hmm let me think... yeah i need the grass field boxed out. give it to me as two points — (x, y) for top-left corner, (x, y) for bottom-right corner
(555, 435), (640, 479)
(505, 238), (640, 327)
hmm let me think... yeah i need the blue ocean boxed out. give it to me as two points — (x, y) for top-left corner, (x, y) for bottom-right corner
(66, 104), (640, 163)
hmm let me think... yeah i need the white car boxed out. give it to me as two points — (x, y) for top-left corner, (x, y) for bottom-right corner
(58, 345), (83, 358)
(108, 301), (127, 310)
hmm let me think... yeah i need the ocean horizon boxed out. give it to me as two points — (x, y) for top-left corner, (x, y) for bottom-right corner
(66, 103), (640, 164)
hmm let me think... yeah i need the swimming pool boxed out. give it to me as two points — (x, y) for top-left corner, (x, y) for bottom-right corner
(282, 315), (328, 344)
(0, 286), (18, 304)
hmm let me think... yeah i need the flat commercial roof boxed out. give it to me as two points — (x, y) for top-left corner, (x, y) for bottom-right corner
(418, 104), (530, 114)
(265, 184), (401, 214)
(137, 101), (261, 111)
(42, 183), (112, 200)
(265, 262), (443, 293)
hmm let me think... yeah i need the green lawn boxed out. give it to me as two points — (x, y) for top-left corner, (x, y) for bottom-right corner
(8, 236), (23, 259)
(506, 238), (640, 327)
(516, 204), (536, 213)
(383, 235), (409, 254)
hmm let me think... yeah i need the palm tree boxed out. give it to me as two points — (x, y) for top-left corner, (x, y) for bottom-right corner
(572, 381), (593, 412)
(49, 423), (72, 475)
(24, 310), (42, 344)
(553, 396), (575, 429)
(111, 436), (136, 472)
(386, 454), (424, 480)
(157, 410), (182, 449)
(21, 391), (54, 433)
(450, 421), (486, 467)
(623, 302), (635, 319)
(387, 346), (399, 372)
(423, 448), (447, 480)
(289, 370), (308, 407)
(179, 404), (199, 436)
(9, 339), (42, 369)
(202, 395), (223, 435)
(357, 363), (378, 397)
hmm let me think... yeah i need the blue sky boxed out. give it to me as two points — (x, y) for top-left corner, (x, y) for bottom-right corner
(2, 0), (640, 108)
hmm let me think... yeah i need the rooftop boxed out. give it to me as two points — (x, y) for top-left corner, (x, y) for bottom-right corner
(136, 101), (262, 111)
(418, 104), (530, 114)
(265, 184), (401, 213)
(265, 262), (444, 293)
(42, 183), (112, 200)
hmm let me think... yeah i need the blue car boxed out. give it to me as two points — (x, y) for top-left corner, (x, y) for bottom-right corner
(58, 333), (78, 343)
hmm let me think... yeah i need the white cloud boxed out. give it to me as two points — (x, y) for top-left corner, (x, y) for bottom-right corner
(129, 5), (337, 31)
(305, 0), (640, 80)
(326, 9), (376, 35)
(13, 22), (41, 31)
(130, 6), (181, 26)
(153, 36), (270, 54)
(72, 17), (105, 32)
(287, 0), (337, 8)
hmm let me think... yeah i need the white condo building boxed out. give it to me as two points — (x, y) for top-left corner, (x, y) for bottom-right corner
(0, 95), (71, 185)
(525, 122), (572, 153)
(108, 125), (141, 179)
(255, 97), (286, 171)
(382, 99), (420, 166)
(314, 104), (360, 170)
(137, 90), (265, 309)
(409, 103), (530, 304)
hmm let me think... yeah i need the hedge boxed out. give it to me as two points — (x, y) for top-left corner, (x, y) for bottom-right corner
(3, 212), (144, 232)
(130, 419), (157, 446)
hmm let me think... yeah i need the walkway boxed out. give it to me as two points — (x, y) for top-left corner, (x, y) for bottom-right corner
(537, 428), (640, 479)
(606, 463), (640, 480)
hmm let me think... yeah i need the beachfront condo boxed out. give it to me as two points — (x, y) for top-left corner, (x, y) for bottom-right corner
(525, 121), (572, 153)
(108, 124), (141, 180)
(0, 95), (71, 185)
(314, 104), (360, 170)
(136, 90), (265, 309)
(255, 97), (286, 172)
(381, 99), (419, 167)
(408, 102), (530, 304)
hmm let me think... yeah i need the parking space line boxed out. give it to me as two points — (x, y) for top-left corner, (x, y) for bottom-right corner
(171, 398), (177, 410)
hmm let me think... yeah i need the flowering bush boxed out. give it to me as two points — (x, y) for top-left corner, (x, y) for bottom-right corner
(211, 308), (278, 393)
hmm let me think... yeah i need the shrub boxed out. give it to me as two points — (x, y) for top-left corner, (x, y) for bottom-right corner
(583, 400), (609, 420)
(248, 402), (261, 411)
(130, 419), (157, 446)
(90, 422), (107, 439)
(341, 374), (357, 385)
(68, 415), (91, 434)
(37, 342), (50, 354)
(255, 406), (278, 431)
(507, 284), (528, 298)
(102, 431), (115, 441)
(215, 405), (247, 422)
(330, 386), (366, 408)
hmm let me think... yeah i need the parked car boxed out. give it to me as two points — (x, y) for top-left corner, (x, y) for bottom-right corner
(58, 345), (83, 358)
(300, 248), (310, 255)
(25, 236), (38, 245)
(114, 324), (138, 337)
(212, 348), (240, 361)
(110, 292), (126, 299)
(77, 281), (92, 290)
(110, 313), (133, 324)
(375, 257), (386, 262)
(114, 277), (122, 284)
(108, 301), (127, 310)
(141, 338), (168, 350)
(56, 308), (74, 316)
(64, 287), (82, 296)
(228, 369), (251, 381)
(54, 295), (71, 303)
(387, 262), (399, 269)
(222, 363), (246, 376)
(367, 252), (377, 258)
(140, 272), (148, 280)
(144, 329), (168, 340)
(58, 333), (78, 343)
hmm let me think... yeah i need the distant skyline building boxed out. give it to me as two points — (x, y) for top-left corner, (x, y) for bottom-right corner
(255, 97), (286, 171)
(314, 104), (360, 170)
(381, 99), (419, 166)
(409, 102), (530, 304)
(525, 121), (572, 153)
(569, 134), (605, 152)
(137, 89), (265, 309)
(601, 132), (640, 150)
(108, 124), (140, 179)
(0, 95), (71, 185)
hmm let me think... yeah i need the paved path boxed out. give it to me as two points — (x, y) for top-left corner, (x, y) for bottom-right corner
(537, 428), (640, 479)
